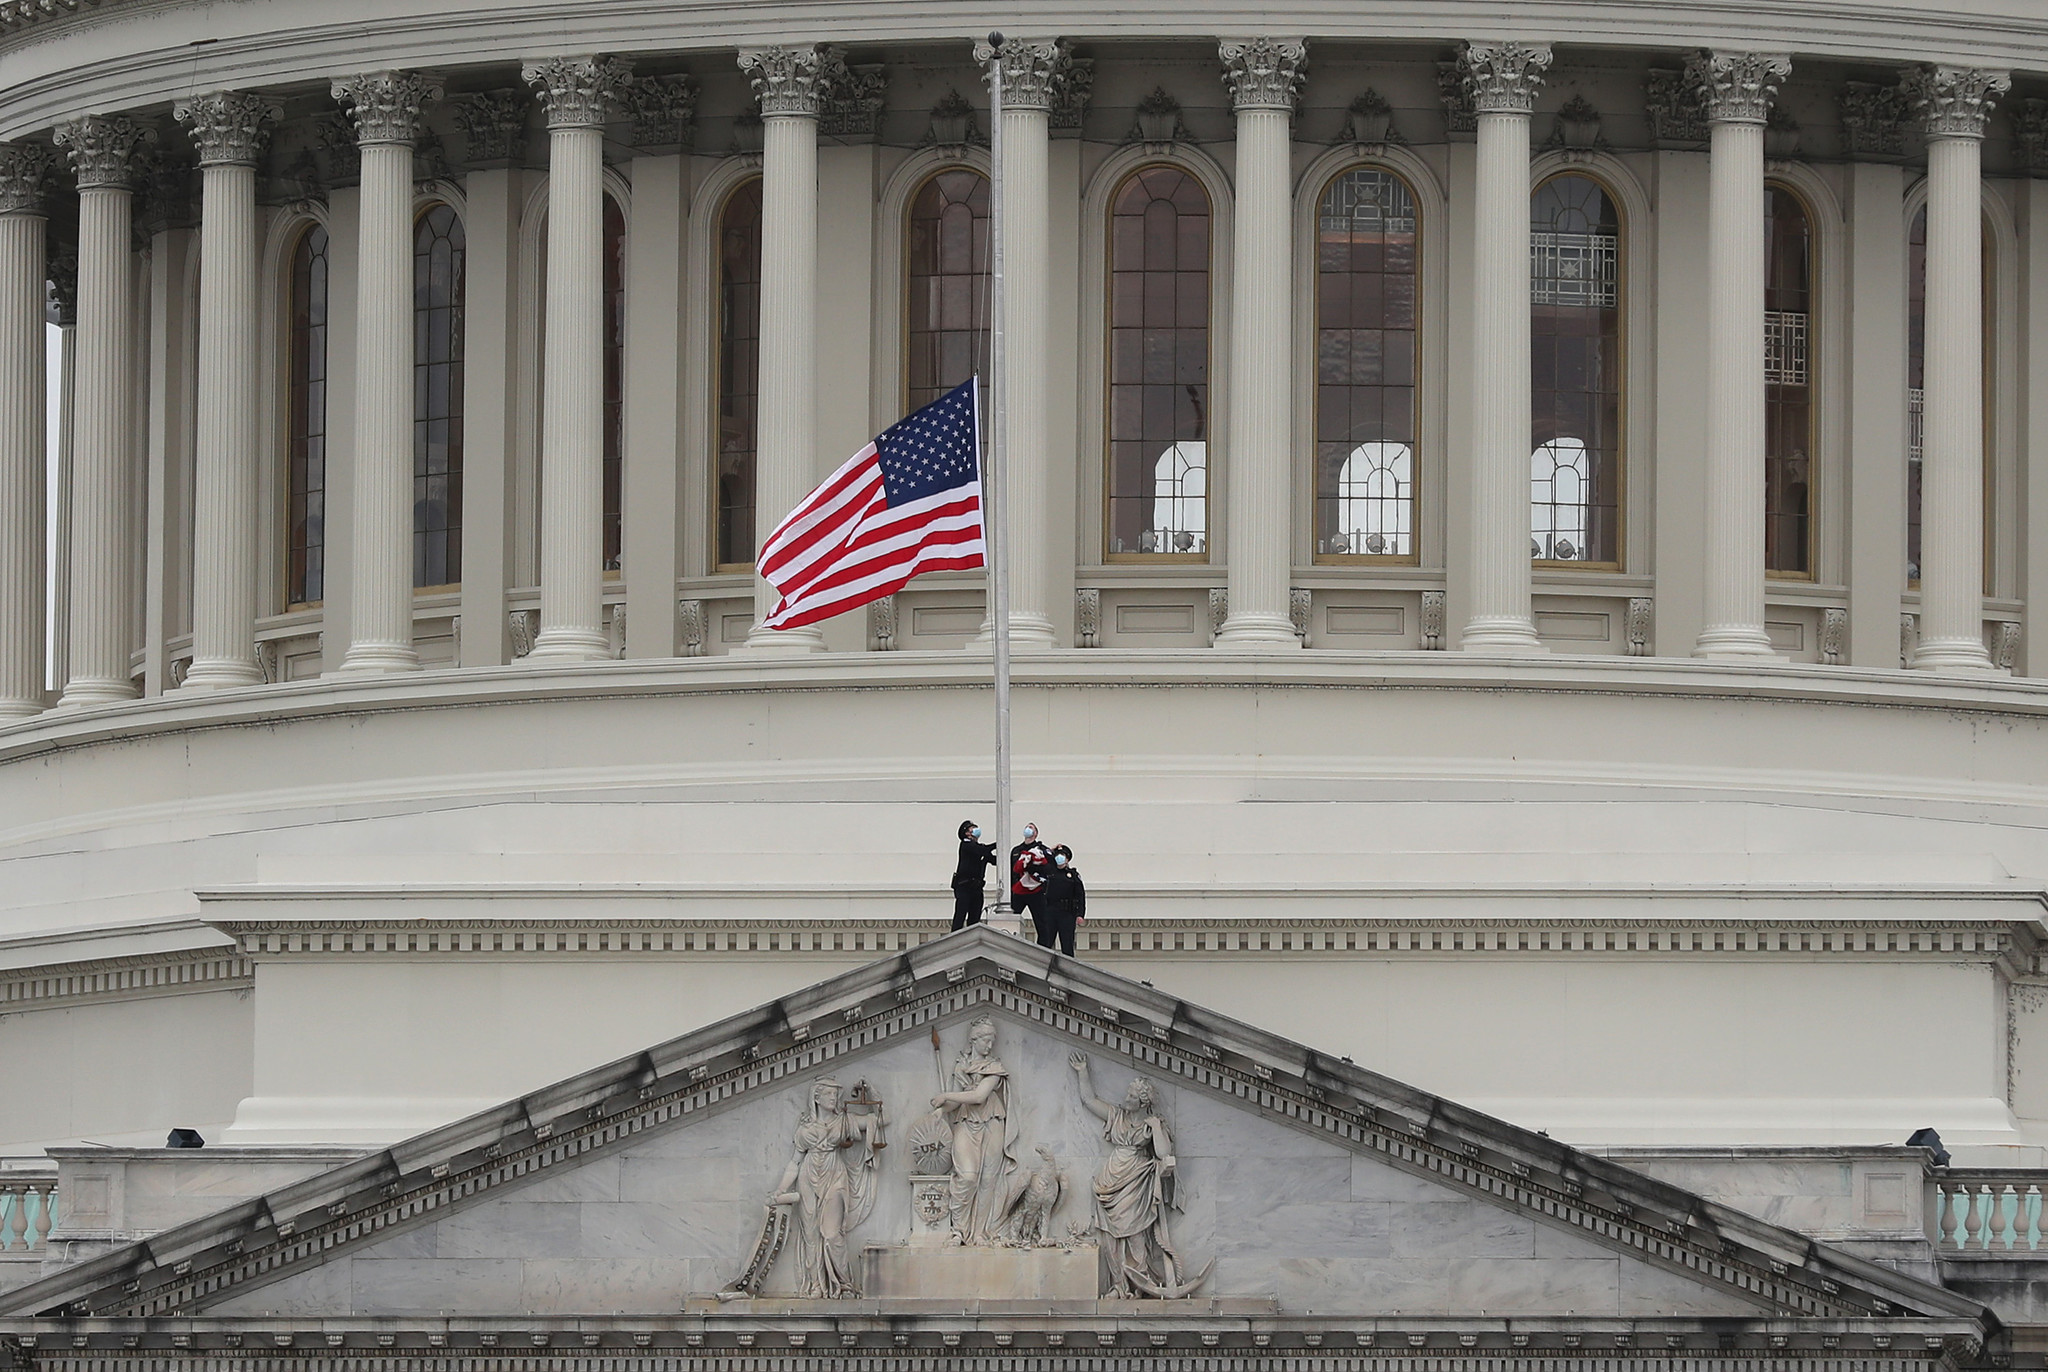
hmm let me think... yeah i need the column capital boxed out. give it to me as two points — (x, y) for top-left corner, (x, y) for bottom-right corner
(972, 37), (1070, 111)
(1905, 64), (2011, 140)
(621, 73), (698, 148)
(1218, 38), (1308, 112)
(52, 114), (155, 191)
(738, 45), (836, 118)
(522, 54), (634, 130)
(172, 90), (282, 168)
(1459, 41), (1552, 115)
(0, 142), (54, 216)
(1687, 50), (1791, 125)
(331, 70), (444, 148)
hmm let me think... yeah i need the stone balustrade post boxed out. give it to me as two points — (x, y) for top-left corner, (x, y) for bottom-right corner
(1458, 41), (1550, 654)
(174, 91), (279, 689)
(1908, 64), (2009, 672)
(333, 70), (442, 674)
(52, 114), (154, 707)
(1214, 37), (1307, 650)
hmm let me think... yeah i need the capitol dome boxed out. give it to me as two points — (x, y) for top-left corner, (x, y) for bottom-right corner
(0, 3), (2037, 1331)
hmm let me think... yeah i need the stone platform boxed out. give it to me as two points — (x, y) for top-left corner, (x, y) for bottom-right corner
(862, 1244), (1099, 1301)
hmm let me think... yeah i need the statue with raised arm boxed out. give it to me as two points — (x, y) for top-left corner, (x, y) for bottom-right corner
(930, 1014), (1016, 1243)
(1069, 1051), (1209, 1297)
(755, 1077), (886, 1298)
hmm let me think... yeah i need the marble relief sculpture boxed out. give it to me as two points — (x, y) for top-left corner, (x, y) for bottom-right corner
(930, 1015), (1016, 1242)
(724, 1077), (886, 1298)
(1070, 1052), (1210, 1297)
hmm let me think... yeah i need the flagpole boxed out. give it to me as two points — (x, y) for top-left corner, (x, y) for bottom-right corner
(985, 32), (1014, 931)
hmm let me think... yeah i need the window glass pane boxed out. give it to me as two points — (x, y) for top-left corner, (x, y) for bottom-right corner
(1765, 186), (1812, 576)
(1530, 175), (1620, 564)
(1315, 168), (1419, 558)
(717, 179), (763, 567)
(1107, 166), (1209, 556)
(412, 204), (465, 589)
(288, 224), (329, 605)
(906, 169), (990, 413)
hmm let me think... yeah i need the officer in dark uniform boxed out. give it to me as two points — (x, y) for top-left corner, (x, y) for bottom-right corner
(1009, 822), (1052, 939)
(1039, 844), (1086, 956)
(951, 819), (997, 930)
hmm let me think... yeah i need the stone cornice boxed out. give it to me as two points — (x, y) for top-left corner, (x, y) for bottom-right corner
(1459, 41), (1551, 115)
(0, 947), (249, 1010)
(330, 69), (442, 148)
(521, 53), (633, 130)
(0, 932), (1985, 1324)
(169, 90), (279, 167)
(1689, 49), (1791, 125)
(51, 113), (153, 190)
(1904, 63), (2012, 140)
(1218, 37), (1307, 112)
(0, 140), (53, 214)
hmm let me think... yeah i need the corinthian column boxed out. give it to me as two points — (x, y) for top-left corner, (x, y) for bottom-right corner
(1214, 37), (1307, 650)
(333, 70), (442, 674)
(1690, 50), (1790, 660)
(52, 114), (153, 707)
(0, 143), (51, 717)
(973, 37), (1066, 650)
(1908, 65), (2009, 672)
(737, 46), (832, 651)
(1458, 41), (1550, 654)
(174, 91), (278, 689)
(524, 56), (631, 663)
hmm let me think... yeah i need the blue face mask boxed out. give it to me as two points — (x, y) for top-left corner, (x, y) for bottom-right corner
(1023, 828), (1036, 842)
(1054, 854), (1068, 867)
(970, 827), (982, 840)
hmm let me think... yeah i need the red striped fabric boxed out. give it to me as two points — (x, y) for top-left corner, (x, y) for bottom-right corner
(758, 451), (986, 632)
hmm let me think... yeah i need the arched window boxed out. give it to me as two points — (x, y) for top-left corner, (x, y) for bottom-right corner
(1905, 205), (1993, 587)
(601, 195), (627, 573)
(716, 178), (763, 569)
(286, 223), (329, 607)
(1315, 166), (1419, 559)
(414, 202), (465, 589)
(1530, 173), (1621, 564)
(1107, 165), (1210, 558)
(1765, 185), (1813, 577)
(906, 168), (990, 412)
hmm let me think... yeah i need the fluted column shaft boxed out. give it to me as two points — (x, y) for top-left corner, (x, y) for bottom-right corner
(739, 46), (830, 650)
(977, 38), (1062, 649)
(1459, 42), (1549, 654)
(1215, 38), (1306, 650)
(177, 92), (276, 688)
(54, 116), (152, 707)
(334, 71), (441, 674)
(0, 144), (50, 717)
(526, 57), (630, 663)
(1692, 52), (1789, 659)
(1910, 66), (2009, 671)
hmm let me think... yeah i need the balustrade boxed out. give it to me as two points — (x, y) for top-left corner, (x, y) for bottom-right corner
(1932, 1175), (2046, 1252)
(0, 1174), (57, 1253)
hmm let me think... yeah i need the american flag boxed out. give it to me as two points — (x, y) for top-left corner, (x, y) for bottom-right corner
(758, 378), (986, 631)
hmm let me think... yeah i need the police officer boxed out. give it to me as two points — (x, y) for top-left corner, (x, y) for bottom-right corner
(951, 819), (997, 930)
(1039, 844), (1086, 956)
(1010, 822), (1052, 940)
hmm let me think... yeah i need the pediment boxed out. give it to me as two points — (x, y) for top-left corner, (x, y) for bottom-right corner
(0, 930), (1985, 1338)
